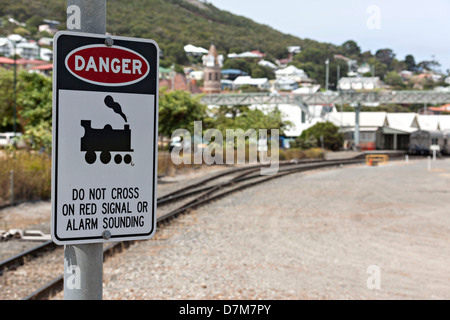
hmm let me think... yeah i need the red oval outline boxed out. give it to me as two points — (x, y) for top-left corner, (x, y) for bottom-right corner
(65, 44), (150, 86)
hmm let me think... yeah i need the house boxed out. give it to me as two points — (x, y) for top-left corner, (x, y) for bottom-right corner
(0, 56), (15, 66)
(40, 47), (53, 61)
(159, 73), (202, 94)
(258, 60), (278, 70)
(292, 84), (321, 94)
(188, 70), (204, 81)
(38, 37), (53, 47)
(357, 62), (371, 74)
(38, 19), (60, 34)
(31, 63), (53, 76)
(400, 70), (413, 80)
(233, 76), (270, 91)
(0, 37), (14, 57)
(337, 77), (381, 91)
(275, 65), (309, 82)
(287, 46), (301, 54)
(221, 69), (248, 81)
(381, 113), (419, 150)
(221, 79), (234, 91)
(184, 44), (208, 57)
(417, 115), (440, 131)
(327, 111), (443, 151)
(274, 77), (298, 91)
(227, 51), (261, 59)
(328, 111), (387, 150)
(438, 115), (450, 130)
(16, 42), (40, 60)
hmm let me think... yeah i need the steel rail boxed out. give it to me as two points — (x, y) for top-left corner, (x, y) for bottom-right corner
(23, 157), (364, 300)
(2, 164), (265, 273)
(0, 240), (57, 275)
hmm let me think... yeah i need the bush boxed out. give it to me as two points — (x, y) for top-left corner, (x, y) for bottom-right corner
(0, 151), (51, 206)
(278, 147), (324, 161)
(296, 122), (343, 151)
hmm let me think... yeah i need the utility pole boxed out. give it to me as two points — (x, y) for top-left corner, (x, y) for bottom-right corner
(63, 0), (106, 300)
(354, 103), (361, 151)
(13, 41), (16, 140)
(7, 34), (22, 145)
(325, 59), (329, 91)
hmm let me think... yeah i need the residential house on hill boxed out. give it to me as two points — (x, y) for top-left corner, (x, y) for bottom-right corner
(337, 77), (381, 91)
(275, 65), (309, 83)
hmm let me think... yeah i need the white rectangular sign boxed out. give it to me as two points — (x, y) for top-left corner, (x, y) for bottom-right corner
(52, 31), (159, 244)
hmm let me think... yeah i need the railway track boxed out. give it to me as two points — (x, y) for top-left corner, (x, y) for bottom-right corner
(0, 157), (365, 300)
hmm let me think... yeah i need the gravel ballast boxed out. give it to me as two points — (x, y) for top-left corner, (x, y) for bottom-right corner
(98, 159), (449, 300)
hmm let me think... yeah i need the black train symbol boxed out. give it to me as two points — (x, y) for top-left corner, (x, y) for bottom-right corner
(80, 96), (133, 165)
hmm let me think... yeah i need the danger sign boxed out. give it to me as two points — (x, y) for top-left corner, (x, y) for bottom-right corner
(51, 31), (159, 245)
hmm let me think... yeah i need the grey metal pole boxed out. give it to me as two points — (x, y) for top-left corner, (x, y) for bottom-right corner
(354, 103), (361, 150)
(13, 42), (16, 141)
(10, 170), (14, 205)
(67, 0), (106, 34)
(64, 0), (106, 300)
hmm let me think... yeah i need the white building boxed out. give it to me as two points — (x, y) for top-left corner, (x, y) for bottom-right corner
(233, 76), (270, 90)
(0, 35), (41, 60)
(184, 44), (208, 57)
(188, 70), (204, 80)
(287, 46), (301, 54)
(274, 77), (298, 91)
(16, 42), (40, 60)
(258, 59), (278, 70)
(227, 51), (263, 59)
(337, 77), (381, 91)
(275, 65), (309, 82)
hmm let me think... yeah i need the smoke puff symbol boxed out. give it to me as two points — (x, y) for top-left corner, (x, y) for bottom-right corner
(104, 95), (127, 122)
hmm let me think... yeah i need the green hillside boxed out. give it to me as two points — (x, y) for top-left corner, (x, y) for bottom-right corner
(0, 0), (306, 57)
(0, 0), (441, 89)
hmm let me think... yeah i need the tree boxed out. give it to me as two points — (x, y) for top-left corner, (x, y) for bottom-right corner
(222, 58), (254, 74)
(384, 71), (405, 89)
(211, 105), (292, 136)
(0, 69), (15, 131)
(341, 40), (361, 57)
(17, 71), (53, 151)
(404, 54), (417, 72)
(417, 59), (441, 73)
(299, 121), (343, 151)
(158, 88), (208, 137)
(375, 48), (395, 68)
(163, 43), (189, 65)
(0, 69), (53, 151)
(250, 64), (274, 79)
(366, 57), (387, 78)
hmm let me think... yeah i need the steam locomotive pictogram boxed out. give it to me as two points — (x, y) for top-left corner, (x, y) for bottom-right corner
(80, 96), (133, 165)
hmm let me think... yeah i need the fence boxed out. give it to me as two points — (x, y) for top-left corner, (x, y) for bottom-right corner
(0, 169), (51, 207)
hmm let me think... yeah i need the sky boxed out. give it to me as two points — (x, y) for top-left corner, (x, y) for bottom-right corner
(206, 0), (450, 73)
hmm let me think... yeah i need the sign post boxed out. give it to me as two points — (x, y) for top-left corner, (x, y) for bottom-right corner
(53, 0), (159, 299)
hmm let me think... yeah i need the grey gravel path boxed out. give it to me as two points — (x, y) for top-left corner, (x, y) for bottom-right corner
(97, 159), (450, 300)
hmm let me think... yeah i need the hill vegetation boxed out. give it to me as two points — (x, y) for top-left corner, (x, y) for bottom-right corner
(1, 0), (445, 89)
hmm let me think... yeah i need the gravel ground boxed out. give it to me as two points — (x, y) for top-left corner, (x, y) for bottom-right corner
(92, 158), (449, 300)
(2, 158), (449, 300)
(0, 165), (232, 261)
